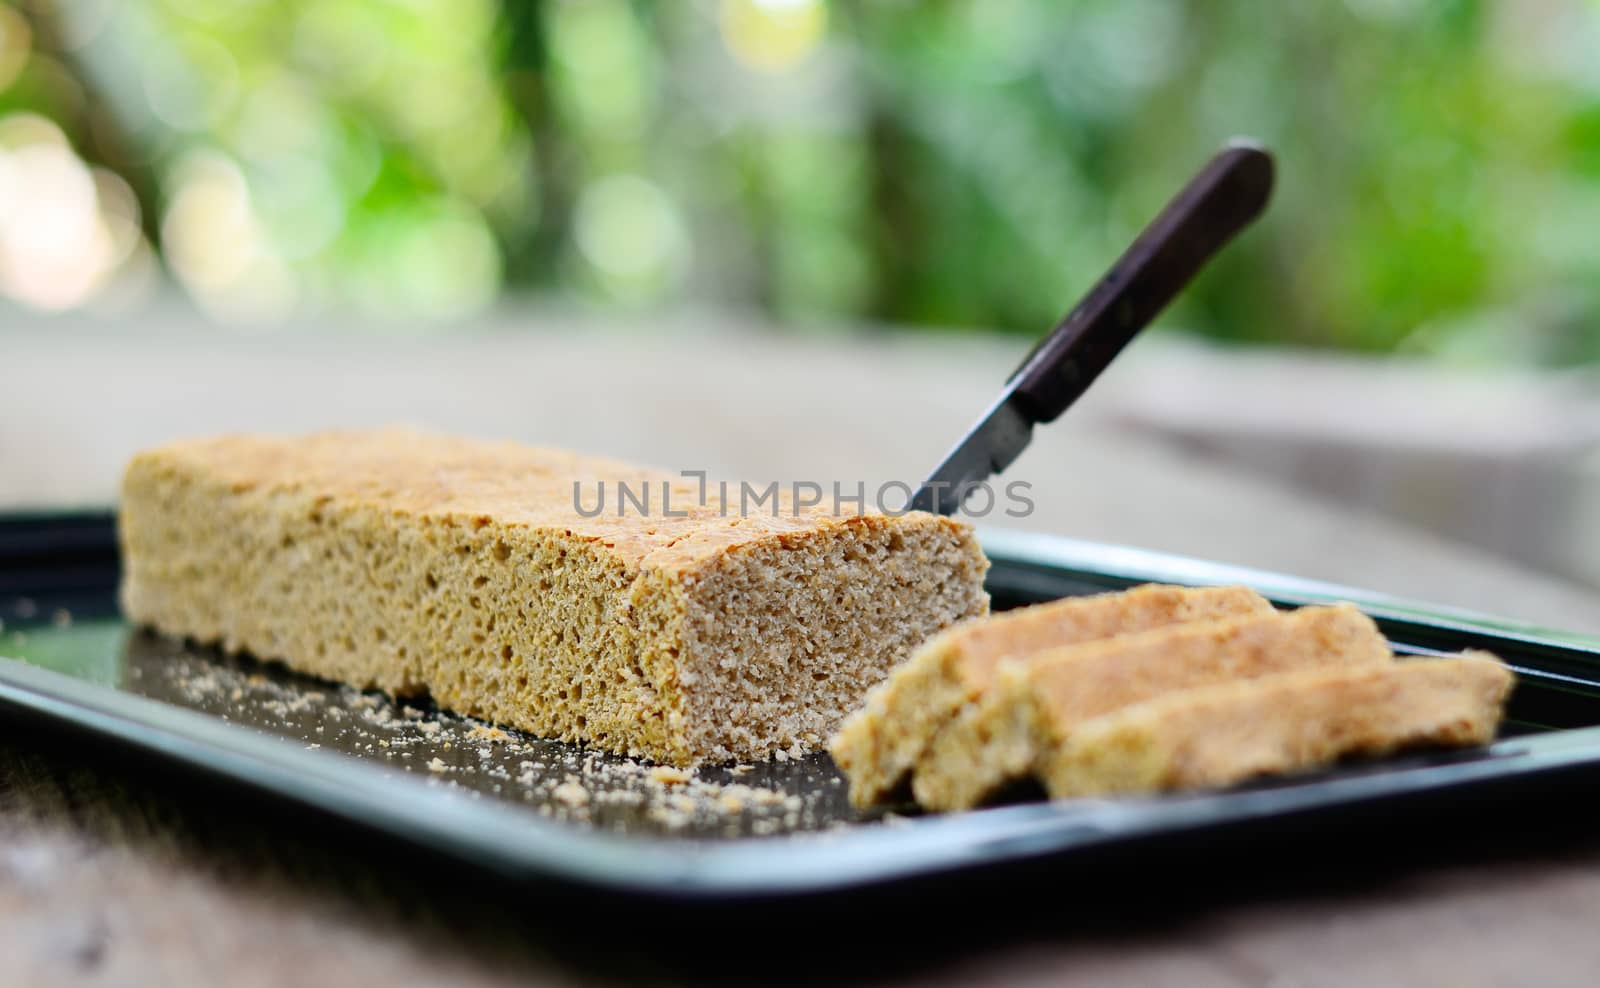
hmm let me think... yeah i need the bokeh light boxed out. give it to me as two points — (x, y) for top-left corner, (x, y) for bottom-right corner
(2, 0), (1600, 361)
(161, 148), (296, 324)
(719, 0), (828, 74)
(546, 0), (655, 139)
(0, 112), (148, 311)
(345, 197), (502, 322)
(574, 173), (688, 298)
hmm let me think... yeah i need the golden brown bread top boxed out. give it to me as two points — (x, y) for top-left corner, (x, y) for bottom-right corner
(1044, 652), (1513, 796)
(129, 428), (975, 574)
(1024, 603), (1389, 716)
(1063, 652), (1512, 765)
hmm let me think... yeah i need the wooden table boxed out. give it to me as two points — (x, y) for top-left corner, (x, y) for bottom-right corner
(6, 315), (1600, 985)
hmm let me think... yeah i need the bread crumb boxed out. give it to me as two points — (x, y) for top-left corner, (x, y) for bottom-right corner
(649, 766), (693, 786)
(120, 629), (862, 839)
(646, 804), (691, 829)
(553, 781), (590, 808)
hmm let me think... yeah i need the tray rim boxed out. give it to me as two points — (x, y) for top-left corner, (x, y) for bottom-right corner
(5, 517), (1600, 899)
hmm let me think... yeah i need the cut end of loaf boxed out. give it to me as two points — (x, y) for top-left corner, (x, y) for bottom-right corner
(640, 513), (991, 763)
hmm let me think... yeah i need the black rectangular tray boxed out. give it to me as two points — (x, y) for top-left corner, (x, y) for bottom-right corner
(6, 510), (1600, 901)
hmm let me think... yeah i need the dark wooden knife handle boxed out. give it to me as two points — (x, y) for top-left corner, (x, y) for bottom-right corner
(1008, 141), (1274, 423)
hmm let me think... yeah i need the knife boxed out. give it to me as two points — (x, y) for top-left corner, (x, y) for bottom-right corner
(909, 140), (1276, 516)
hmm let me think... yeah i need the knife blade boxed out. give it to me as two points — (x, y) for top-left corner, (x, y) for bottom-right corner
(909, 140), (1276, 516)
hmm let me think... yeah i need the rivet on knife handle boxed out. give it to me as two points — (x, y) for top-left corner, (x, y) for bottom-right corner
(910, 140), (1275, 516)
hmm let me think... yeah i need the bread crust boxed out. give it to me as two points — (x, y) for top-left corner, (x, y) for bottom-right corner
(1044, 653), (1512, 797)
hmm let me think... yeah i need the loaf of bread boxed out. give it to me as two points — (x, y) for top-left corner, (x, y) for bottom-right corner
(912, 604), (1392, 810)
(1043, 653), (1512, 797)
(829, 583), (1273, 807)
(118, 429), (991, 765)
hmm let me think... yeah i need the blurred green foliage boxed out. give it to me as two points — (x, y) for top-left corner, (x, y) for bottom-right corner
(4, 0), (1600, 363)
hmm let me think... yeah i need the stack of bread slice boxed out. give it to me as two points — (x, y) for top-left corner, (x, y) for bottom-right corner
(829, 584), (1512, 811)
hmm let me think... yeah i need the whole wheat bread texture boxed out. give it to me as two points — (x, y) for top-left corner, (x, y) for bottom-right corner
(911, 604), (1392, 810)
(1043, 653), (1512, 797)
(829, 584), (1273, 807)
(118, 429), (990, 765)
